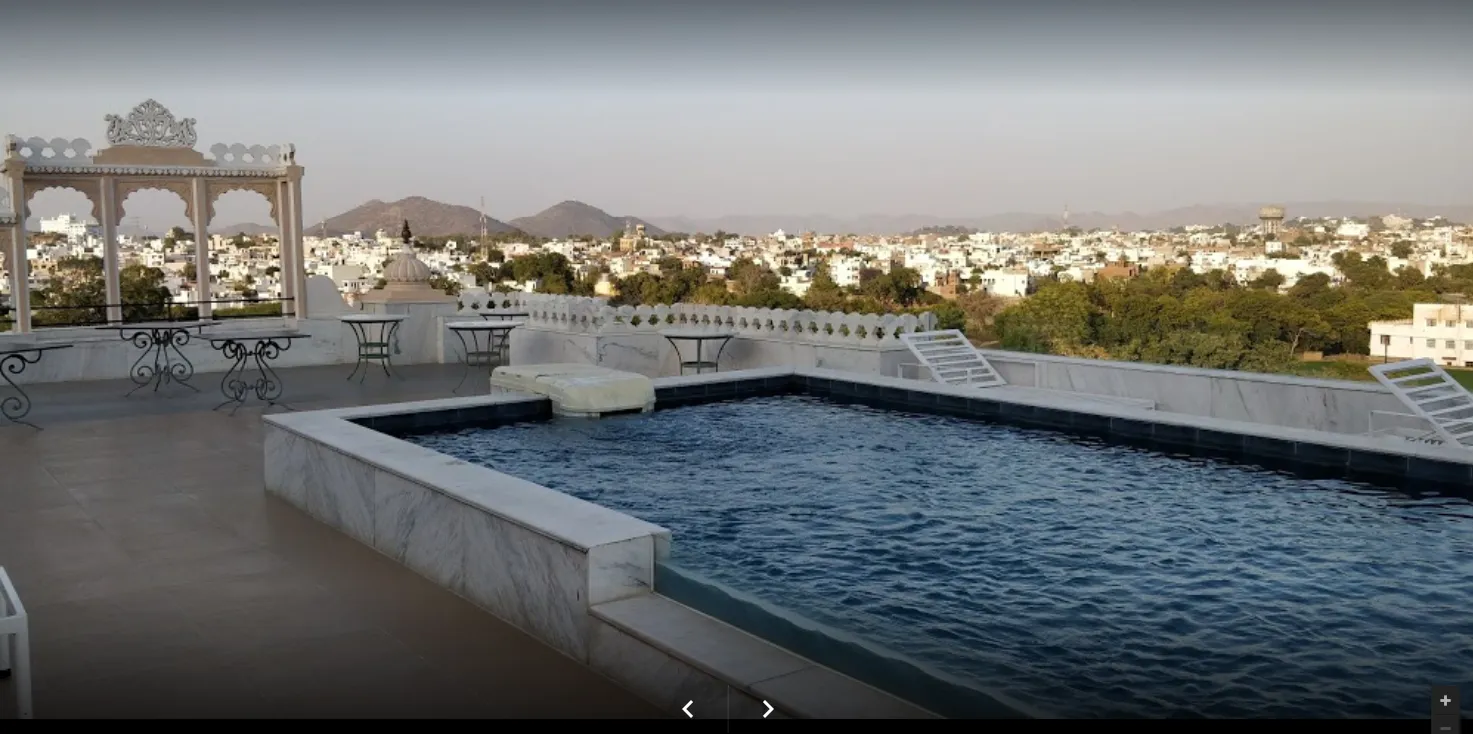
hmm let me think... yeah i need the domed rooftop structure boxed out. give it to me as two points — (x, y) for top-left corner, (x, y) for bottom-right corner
(358, 219), (456, 305)
(384, 219), (432, 283)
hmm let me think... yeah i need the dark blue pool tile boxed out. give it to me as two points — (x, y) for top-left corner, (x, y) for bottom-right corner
(1347, 449), (1409, 478)
(802, 376), (833, 394)
(934, 393), (971, 417)
(1406, 458), (1472, 485)
(1030, 407), (1073, 430)
(1293, 442), (1351, 468)
(965, 398), (1000, 418)
(1152, 423), (1199, 448)
(997, 402), (1036, 424)
(763, 376), (791, 391)
(850, 381), (878, 398)
(1108, 417), (1155, 441)
(1069, 411), (1112, 435)
(827, 379), (858, 397)
(902, 388), (939, 407)
(1196, 429), (1245, 453)
(1243, 435), (1296, 460)
(704, 380), (739, 397)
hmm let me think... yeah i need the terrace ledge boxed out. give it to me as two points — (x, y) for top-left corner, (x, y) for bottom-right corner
(263, 394), (669, 551)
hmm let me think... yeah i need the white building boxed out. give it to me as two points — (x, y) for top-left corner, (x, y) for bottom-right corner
(38, 213), (97, 240)
(1368, 303), (1473, 366)
(978, 269), (1031, 298)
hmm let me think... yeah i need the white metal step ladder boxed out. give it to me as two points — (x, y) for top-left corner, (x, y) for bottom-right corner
(1368, 358), (1473, 450)
(899, 330), (1007, 388)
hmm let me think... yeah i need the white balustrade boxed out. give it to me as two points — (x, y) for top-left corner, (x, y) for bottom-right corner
(451, 288), (934, 346)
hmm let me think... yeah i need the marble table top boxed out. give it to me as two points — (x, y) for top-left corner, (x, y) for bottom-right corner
(341, 314), (409, 323)
(659, 329), (737, 340)
(97, 320), (221, 331)
(447, 320), (525, 330)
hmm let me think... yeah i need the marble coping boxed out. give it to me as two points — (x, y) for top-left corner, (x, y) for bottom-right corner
(592, 594), (936, 719)
(264, 394), (668, 552)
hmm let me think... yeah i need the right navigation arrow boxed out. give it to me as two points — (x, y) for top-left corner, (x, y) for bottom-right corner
(762, 700), (774, 719)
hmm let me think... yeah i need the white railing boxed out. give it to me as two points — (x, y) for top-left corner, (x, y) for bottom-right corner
(454, 289), (935, 347)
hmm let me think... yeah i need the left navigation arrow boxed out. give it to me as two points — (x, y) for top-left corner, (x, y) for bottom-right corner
(682, 700), (694, 718)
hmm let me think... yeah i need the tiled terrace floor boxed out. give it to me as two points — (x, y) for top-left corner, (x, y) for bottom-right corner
(0, 364), (664, 718)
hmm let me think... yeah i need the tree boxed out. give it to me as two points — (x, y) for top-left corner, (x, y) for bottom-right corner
(804, 260), (847, 311)
(183, 262), (197, 282)
(31, 257), (175, 325)
(1249, 269), (1285, 291)
(467, 261), (499, 286)
(1390, 240), (1414, 258)
(994, 280), (1094, 353)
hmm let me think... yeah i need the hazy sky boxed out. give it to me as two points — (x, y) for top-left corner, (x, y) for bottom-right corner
(3, 0), (1471, 229)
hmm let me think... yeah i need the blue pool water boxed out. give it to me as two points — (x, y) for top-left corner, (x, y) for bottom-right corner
(410, 395), (1473, 719)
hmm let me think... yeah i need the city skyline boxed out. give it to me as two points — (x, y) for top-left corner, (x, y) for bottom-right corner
(3, 0), (1471, 228)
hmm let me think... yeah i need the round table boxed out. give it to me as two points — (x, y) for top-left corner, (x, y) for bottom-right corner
(341, 314), (408, 382)
(97, 320), (220, 396)
(659, 329), (737, 375)
(446, 320), (524, 393)
(478, 309), (530, 322)
(0, 342), (74, 428)
(206, 331), (312, 415)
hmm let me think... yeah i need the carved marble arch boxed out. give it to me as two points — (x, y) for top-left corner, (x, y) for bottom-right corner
(205, 181), (278, 226)
(113, 180), (194, 225)
(24, 180), (102, 222)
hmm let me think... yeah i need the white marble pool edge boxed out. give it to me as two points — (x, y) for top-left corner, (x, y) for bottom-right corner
(262, 366), (1473, 721)
(261, 375), (938, 720)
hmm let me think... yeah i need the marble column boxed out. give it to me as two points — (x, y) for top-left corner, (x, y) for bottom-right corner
(276, 179), (295, 318)
(190, 177), (211, 318)
(98, 176), (121, 323)
(288, 170), (307, 318)
(4, 171), (29, 333)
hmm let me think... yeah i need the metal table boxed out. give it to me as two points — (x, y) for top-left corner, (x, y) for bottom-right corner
(206, 331), (311, 415)
(98, 320), (220, 397)
(0, 342), (74, 429)
(659, 329), (737, 375)
(446, 320), (523, 393)
(341, 314), (408, 382)
(478, 309), (530, 322)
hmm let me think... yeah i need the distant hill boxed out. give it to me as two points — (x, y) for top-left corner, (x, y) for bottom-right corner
(910, 225), (979, 237)
(216, 223), (278, 237)
(510, 200), (665, 239)
(319, 196), (518, 238)
(648, 202), (1473, 236)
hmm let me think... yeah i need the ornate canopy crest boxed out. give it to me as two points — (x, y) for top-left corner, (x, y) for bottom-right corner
(104, 99), (198, 148)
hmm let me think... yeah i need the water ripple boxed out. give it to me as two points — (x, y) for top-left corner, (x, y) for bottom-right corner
(412, 395), (1473, 719)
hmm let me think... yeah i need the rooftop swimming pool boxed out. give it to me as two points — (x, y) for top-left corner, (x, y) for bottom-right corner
(409, 394), (1473, 719)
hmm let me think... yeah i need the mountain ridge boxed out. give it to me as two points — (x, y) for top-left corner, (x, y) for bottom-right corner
(318, 196), (519, 238)
(211, 198), (1472, 238)
(509, 200), (666, 239)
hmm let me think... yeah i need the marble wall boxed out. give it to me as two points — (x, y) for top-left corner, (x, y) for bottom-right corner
(0, 317), (353, 385)
(263, 403), (669, 663)
(973, 350), (1405, 435)
(508, 326), (911, 379)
